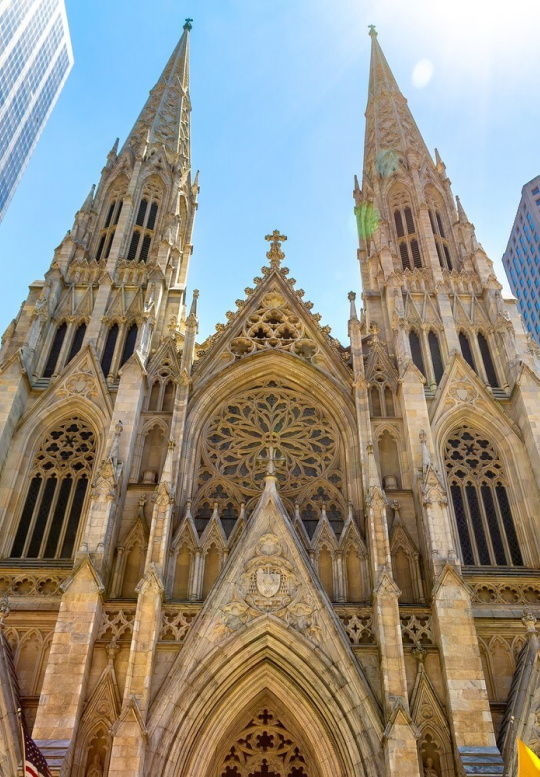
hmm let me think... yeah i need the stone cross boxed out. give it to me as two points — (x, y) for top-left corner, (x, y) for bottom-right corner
(257, 444), (285, 477)
(265, 230), (287, 269)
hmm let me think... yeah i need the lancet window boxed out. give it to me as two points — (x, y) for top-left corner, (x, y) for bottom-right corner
(409, 330), (425, 377)
(126, 185), (160, 263)
(428, 207), (453, 270)
(66, 322), (86, 364)
(392, 192), (422, 270)
(42, 320), (87, 378)
(100, 321), (138, 379)
(192, 380), (347, 536)
(95, 196), (123, 261)
(444, 426), (523, 567)
(369, 375), (396, 417)
(43, 322), (67, 378)
(459, 330), (500, 388)
(409, 329), (445, 389)
(10, 418), (96, 560)
(148, 367), (176, 412)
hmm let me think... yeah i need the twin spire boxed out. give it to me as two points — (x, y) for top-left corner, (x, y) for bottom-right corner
(364, 25), (433, 177)
(122, 18), (192, 164)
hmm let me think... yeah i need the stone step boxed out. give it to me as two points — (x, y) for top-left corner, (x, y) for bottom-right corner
(458, 746), (505, 776)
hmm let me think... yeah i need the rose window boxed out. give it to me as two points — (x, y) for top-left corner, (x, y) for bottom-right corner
(193, 381), (346, 534)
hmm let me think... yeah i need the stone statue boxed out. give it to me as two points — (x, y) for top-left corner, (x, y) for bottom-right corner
(86, 753), (103, 777)
(423, 757), (439, 777)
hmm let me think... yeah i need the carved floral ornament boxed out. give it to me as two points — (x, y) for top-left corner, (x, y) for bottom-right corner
(218, 706), (313, 777)
(211, 533), (321, 644)
(228, 289), (319, 361)
(194, 380), (347, 523)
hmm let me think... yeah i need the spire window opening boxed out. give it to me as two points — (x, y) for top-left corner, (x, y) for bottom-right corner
(459, 331), (476, 373)
(444, 426), (523, 567)
(478, 332), (499, 388)
(95, 197), (123, 261)
(66, 323), (86, 365)
(120, 324), (138, 367)
(101, 323), (119, 377)
(43, 322), (67, 378)
(429, 207), (453, 270)
(10, 418), (96, 561)
(428, 330), (444, 384)
(393, 198), (422, 270)
(409, 330), (425, 378)
(127, 192), (160, 263)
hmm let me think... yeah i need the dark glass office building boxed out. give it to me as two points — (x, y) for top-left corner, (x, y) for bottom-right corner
(0, 0), (74, 223)
(502, 175), (540, 346)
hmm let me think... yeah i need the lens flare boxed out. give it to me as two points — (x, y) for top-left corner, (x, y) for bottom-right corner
(412, 59), (434, 88)
(355, 202), (380, 240)
(376, 148), (399, 177)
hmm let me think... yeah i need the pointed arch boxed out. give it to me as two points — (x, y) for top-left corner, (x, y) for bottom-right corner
(443, 425), (523, 567)
(93, 175), (128, 261)
(145, 619), (382, 777)
(7, 416), (98, 561)
(183, 355), (360, 536)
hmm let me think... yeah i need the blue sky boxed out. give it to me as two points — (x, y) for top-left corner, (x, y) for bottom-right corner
(1, 0), (540, 344)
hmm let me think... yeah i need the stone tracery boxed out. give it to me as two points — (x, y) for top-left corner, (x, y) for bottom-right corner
(193, 380), (347, 527)
(218, 708), (313, 777)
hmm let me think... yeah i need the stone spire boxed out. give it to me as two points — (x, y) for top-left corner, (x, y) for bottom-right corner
(364, 26), (433, 177)
(122, 19), (192, 164)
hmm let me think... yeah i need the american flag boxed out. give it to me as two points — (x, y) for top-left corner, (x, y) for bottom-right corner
(21, 725), (52, 777)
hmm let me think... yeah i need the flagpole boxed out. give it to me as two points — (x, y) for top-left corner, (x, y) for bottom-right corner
(17, 707), (26, 774)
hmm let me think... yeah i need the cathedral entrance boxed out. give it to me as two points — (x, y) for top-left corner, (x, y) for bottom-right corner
(216, 705), (316, 777)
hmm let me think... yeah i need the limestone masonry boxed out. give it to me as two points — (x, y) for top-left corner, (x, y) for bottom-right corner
(0, 20), (539, 777)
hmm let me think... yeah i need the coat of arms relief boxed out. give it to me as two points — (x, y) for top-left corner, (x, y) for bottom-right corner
(210, 533), (321, 643)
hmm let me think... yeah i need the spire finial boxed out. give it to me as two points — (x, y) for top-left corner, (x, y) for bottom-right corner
(184, 18), (193, 31)
(265, 229), (287, 269)
(368, 24), (377, 38)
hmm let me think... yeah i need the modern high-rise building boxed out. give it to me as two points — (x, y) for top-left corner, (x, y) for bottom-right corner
(0, 0), (74, 224)
(0, 19), (540, 777)
(502, 175), (540, 346)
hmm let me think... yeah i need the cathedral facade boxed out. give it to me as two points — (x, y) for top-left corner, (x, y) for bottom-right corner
(0, 20), (540, 777)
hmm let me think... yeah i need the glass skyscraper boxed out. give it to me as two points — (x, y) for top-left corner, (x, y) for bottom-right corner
(502, 175), (540, 346)
(0, 0), (74, 224)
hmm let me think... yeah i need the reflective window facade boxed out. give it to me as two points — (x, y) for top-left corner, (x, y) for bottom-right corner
(502, 174), (540, 347)
(0, 0), (73, 223)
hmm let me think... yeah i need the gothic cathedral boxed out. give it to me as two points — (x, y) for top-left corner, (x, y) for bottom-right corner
(0, 21), (539, 777)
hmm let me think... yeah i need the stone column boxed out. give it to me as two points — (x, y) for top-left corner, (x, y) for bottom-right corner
(32, 558), (104, 773)
(431, 564), (498, 760)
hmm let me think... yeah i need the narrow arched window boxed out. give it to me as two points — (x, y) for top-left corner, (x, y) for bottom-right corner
(429, 208), (453, 270)
(370, 385), (382, 416)
(149, 381), (160, 411)
(459, 332), (476, 373)
(409, 331), (425, 377)
(101, 324), (119, 376)
(120, 324), (138, 367)
(384, 385), (395, 417)
(10, 418), (96, 560)
(393, 199), (422, 270)
(95, 197), (123, 261)
(66, 323), (86, 365)
(478, 332), (499, 387)
(444, 426), (523, 567)
(428, 331), (444, 384)
(43, 323), (67, 378)
(162, 380), (175, 412)
(126, 193), (160, 263)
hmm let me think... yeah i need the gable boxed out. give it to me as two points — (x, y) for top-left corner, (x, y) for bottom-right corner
(193, 260), (351, 387)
